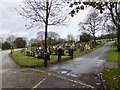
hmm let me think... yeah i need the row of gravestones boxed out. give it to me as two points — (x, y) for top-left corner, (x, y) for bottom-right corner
(24, 41), (102, 60)
(47, 43), (90, 54)
(24, 47), (74, 61)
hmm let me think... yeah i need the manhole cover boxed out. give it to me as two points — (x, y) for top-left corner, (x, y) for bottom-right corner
(55, 69), (72, 74)
(61, 71), (68, 74)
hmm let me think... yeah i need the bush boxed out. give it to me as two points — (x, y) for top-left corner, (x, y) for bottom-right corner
(80, 32), (92, 42)
(2, 42), (11, 50)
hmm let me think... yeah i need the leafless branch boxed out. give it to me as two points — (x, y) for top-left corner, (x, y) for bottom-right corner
(16, 0), (68, 29)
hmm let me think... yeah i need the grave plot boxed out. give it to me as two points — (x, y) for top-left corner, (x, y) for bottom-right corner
(11, 40), (107, 67)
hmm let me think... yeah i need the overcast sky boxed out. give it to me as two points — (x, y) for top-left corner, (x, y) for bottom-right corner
(0, 0), (102, 41)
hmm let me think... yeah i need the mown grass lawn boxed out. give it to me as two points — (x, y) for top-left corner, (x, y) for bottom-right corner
(103, 68), (120, 90)
(106, 44), (120, 63)
(74, 49), (91, 57)
(50, 55), (70, 64)
(103, 43), (120, 90)
(11, 51), (44, 67)
(11, 41), (107, 67)
(11, 50), (70, 66)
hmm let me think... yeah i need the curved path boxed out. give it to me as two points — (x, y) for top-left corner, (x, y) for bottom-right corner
(39, 41), (114, 89)
(1, 50), (20, 89)
(0, 50), (93, 89)
(0, 41), (113, 89)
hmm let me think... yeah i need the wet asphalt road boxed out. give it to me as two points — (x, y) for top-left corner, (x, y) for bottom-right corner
(0, 50), (92, 89)
(0, 41), (113, 89)
(1, 50), (51, 89)
(39, 41), (114, 89)
(1, 50), (19, 88)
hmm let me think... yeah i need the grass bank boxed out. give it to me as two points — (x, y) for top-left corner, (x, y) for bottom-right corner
(10, 51), (44, 67)
(106, 44), (120, 63)
(103, 43), (120, 90)
(103, 68), (120, 90)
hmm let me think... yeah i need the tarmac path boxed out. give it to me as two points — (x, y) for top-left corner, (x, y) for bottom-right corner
(39, 41), (114, 90)
(0, 50), (93, 89)
(0, 41), (113, 89)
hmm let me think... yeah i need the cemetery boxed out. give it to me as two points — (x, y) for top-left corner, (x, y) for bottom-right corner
(1, 0), (120, 89)
(11, 39), (107, 67)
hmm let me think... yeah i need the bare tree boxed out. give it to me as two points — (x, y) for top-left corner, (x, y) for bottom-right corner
(37, 31), (45, 41)
(105, 24), (117, 40)
(48, 31), (60, 40)
(22, 37), (29, 45)
(78, 10), (102, 46)
(67, 34), (75, 43)
(36, 31), (60, 46)
(30, 38), (38, 45)
(6, 35), (16, 54)
(6, 35), (16, 47)
(47, 31), (60, 45)
(68, 1), (120, 51)
(17, 0), (68, 67)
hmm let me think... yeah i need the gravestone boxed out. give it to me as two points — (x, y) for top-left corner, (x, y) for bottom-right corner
(80, 44), (85, 51)
(85, 44), (90, 50)
(68, 48), (74, 59)
(41, 51), (44, 59)
(46, 52), (50, 60)
(32, 51), (36, 57)
(58, 48), (62, 62)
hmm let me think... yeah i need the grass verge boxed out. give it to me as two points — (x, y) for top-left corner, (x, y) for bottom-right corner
(103, 68), (120, 90)
(103, 43), (120, 90)
(106, 44), (120, 63)
(74, 42), (106, 57)
(10, 51), (44, 67)
(50, 55), (70, 64)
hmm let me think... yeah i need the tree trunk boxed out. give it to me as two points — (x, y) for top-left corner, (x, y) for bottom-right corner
(109, 34), (111, 41)
(112, 33), (114, 41)
(44, 1), (49, 67)
(117, 27), (120, 52)
(93, 33), (96, 47)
